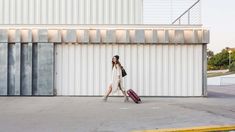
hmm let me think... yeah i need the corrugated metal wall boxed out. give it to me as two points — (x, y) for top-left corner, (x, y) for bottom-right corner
(0, 27), (209, 96)
(55, 44), (203, 96)
(0, 0), (143, 24)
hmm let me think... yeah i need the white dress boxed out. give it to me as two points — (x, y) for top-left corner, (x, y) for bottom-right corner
(110, 64), (125, 93)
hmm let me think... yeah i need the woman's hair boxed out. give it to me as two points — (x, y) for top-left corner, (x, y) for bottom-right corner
(112, 55), (122, 69)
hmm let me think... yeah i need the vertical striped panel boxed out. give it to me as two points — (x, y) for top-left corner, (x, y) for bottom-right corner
(181, 45), (188, 96)
(93, 44), (100, 95)
(15, 43), (21, 95)
(0, 0), (142, 24)
(29, 0), (34, 24)
(32, 43), (38, 95)
(68, 43), (75, 95)
(188, 45), (194, 96)
(137, 44), (144, 95)
(106, 44), (113, 93)
(75, 43), (81, 95)
(144, 45), (150, 96)
(132, 44), (138, 94)
(175, 45), (181, 96)
(55, 44), (203, 96)
(21, 43), (33, 95)
(150, 44), (156, 96)
(162, 45), (169, 96)
(8, 44), (15, 95)
(81, 44), (88, 95)
(48, 0), (54, 24)
(8, 43), (21, 95)
(87, 44), (94, 95)
(197, 45), (204, 93)
(0, 43), (8, 95)
(55, 44), (61, 95)
(156, 45), (163, 95)
(169, 45), (175, 96)
(36, 43), (54, 95)
(118, 44), (125, 93)
(125, 44), (132, 93)
(61, 43), (68, 95)
(99, 44), (106, 95)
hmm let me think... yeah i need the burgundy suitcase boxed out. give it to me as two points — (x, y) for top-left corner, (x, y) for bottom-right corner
(127, 89), (141, 104)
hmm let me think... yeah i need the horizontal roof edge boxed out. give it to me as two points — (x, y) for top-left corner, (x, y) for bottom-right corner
(0, 24), (205, 29)
(0, 28), (209, 44)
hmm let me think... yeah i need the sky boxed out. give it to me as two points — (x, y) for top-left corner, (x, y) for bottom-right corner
(202, 0), (235, 53)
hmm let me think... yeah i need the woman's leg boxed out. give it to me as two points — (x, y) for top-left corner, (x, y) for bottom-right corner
(105, 84), (112, 97)
(119, 84), (129, 102)
(103, 84), (112, 101)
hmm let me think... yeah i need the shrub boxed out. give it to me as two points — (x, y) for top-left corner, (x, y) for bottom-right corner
(229, 62), (235, 72)
(208, 65), (220, 70)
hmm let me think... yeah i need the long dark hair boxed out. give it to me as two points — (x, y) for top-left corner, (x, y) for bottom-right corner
(112, 57), (122, 69)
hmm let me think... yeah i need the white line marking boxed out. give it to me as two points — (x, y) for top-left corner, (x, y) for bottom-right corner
(151, 107), (160, 109)
(119, 107), (129, 110)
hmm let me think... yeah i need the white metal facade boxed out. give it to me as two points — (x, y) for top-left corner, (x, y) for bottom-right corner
(0, 27), (209, 96)
(55, 44), (203, 96)
(0, 0), (143, 24)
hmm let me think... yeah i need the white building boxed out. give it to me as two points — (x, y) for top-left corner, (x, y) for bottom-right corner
(0, 0), (142, 24)
(0, 0), (209, 96)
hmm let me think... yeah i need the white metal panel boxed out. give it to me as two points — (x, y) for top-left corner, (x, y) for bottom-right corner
(87, 44), (94, 95)
(62, 44), (69, 95)
(55, 44), (61, 95)
(81, 44), (88, 95)
(169, 45), (175, 96)
(68, 43), (75, 95)
(181, 45), (188, 96)
(93, 44), (100, 95)
(175, 45), (182, 96)
(144, 45), (150, 95)
(196, 44), (203, 95)
(138, 44), (144, 95)
(162, 45), (169, 96)
(125, 44), (132, 95)
(0, 0), (143, 24)
(188, 45), (194, 96)
(55, 44), (203, 96)
(99, 44), (108, 95)
(156, 45), (163, 95)
(150, 44), (156, 96)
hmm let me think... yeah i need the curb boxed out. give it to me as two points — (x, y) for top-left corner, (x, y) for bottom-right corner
(132, 124), (235, 132)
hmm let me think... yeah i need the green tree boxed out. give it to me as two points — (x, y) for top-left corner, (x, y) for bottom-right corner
(208, 48), (235, 70)
(229, 62), (235, 72)
(231, 51), (235, 63)
(207, 49), (214, 59)
(208, 49), (228, 69)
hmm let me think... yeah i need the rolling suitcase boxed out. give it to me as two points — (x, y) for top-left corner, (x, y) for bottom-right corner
(127, 89), (141, 104)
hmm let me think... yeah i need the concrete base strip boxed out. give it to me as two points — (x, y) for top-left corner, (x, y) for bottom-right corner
(132, 124), (235, 132)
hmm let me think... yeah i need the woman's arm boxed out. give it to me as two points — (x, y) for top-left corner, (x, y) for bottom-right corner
(117, 64), (122, 81)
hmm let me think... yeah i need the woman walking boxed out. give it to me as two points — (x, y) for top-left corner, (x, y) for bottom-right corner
(103, 55), (129, 102)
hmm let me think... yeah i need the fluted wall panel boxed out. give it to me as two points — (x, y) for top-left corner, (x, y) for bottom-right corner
(0, 0), (143, 24)
(55, 44), (203, 96)
(0, 27), (209, 96)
